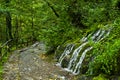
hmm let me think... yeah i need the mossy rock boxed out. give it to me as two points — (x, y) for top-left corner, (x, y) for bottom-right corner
(73, 38), (81, 44)
(54, 45), (65, 61)
(54, 43), (74, 59)
(64, 39), (75, 45)
(118, 76), (120, 80)
(61, 55), (70, 68)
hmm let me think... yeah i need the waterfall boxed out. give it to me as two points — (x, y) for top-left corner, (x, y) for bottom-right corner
(96, 30), (105, 41)
(56, 44), (74, 66)
(64, 42), (88, 72)
(56, 27), (111, 75)
(72, 47), (93, 75)
(81, 33), (92, 42)
(91, 29), (101, 41)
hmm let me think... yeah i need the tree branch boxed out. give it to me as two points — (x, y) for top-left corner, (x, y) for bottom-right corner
(44, 0), (59, 17)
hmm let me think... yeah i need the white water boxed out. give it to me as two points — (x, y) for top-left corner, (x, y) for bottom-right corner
(64, 42), (88, 72)
(91, 29), (101, 41)
(72, 47), (93, 75)
(56, 27), (111, 75)
(96, 30), (105, 41)
(81, 33), (92, 42)
(99, 29), (111, 41)
(56, 44), (74, 66)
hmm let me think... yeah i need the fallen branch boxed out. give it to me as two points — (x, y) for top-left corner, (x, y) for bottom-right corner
(0, 39), (12, 48)
(0, 39), (12, 60)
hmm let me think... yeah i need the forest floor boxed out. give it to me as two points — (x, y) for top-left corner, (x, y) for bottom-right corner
(2, 42), (75, 80)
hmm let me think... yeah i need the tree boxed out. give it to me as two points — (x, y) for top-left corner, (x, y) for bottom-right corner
(5, 0), (13, 40)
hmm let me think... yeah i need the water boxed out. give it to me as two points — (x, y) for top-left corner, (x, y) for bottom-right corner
(72, 47), (93, 75)
(64, 42), (88, 72)
(56, 27), (111, 75)
(91, 29), (101, 41)
(81, 33), (92, 42)
(56, 44), (74, 66)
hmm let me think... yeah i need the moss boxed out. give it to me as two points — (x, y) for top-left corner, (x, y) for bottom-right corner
(0, 63), (3, 80)
(93, 74), (108, 80)
(63, 39), (74, 45)
(118, 76), (120, 80)
(73, 38), (81, 44)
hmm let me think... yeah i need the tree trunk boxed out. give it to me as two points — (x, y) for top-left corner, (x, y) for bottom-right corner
(5, 0), (13, 40)
(6, 11), (13, 39)
(14, 16), (19, 48)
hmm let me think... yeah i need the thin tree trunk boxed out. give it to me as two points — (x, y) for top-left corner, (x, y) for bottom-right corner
(5, 0), (13, 40)
(31, 16), (35, 43)
(14, 16), (19, 48)
(6, 11), (13, 39)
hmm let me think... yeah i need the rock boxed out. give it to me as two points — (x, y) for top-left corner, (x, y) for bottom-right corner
(57, 75), (66, 80)
(61, 55), (71, 68)
(54, 45), (65, 61)
(77, 75), (92, 80)
(37, 76), (42, 80)
(24, 76), (34, 80)
(3, 42), (75, 80)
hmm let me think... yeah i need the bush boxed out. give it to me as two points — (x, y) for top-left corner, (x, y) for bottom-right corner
(87, 22), (120, 75)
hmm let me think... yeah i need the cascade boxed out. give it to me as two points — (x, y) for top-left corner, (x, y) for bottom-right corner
(56, 44), (74, 66)
(56, 27), (111, 75)
(72, 47), (93, 75)
(96, 30), (105, 41)
(81, 33), (93, 42)
(64, 42), (88, 72)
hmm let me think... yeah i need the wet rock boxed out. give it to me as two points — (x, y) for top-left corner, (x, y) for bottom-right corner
(54, 45), (66, 61)
(62, 55), (71, 68)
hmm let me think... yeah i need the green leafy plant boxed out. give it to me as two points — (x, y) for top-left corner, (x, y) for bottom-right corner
(87, 23), (120, 75)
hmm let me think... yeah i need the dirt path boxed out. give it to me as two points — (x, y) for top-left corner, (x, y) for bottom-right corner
(3, 42), (74, 80)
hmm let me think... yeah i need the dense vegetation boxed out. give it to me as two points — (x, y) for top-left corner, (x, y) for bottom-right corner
(0, 0), (120, 79)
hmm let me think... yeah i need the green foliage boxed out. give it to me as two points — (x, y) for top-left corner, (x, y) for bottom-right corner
(0, 46), (9, 80)
(1, 0), (120, 51)
(93, 74), (108, 80)
(0, 64), (3, 80)
(65, 0), (120, 27)
(87, 22), (120, 75)
(0, 0), (120, 78)
(39, 20), (83, 51)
